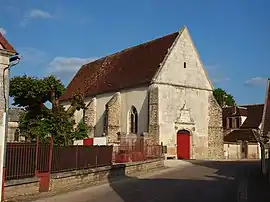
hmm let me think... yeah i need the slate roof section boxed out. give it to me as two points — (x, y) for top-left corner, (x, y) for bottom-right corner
(8, 108), (25, 122)
(59, 31), (180, 101)
(0, 33), (16, 53)
(224, 129), (257, 143)
(223, 104), (264, 143)
(222, 106), (248, 118)
(240, 104), (264, 129)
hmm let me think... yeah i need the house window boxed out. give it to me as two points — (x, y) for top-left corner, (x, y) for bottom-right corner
(184, 62), (186, 68)
(235, 117), (241, 128)
(228, 117), (232, 128)
(14, 129), (19, 142)
(129, 106), (138, 134)
(226, 117), (241, 129)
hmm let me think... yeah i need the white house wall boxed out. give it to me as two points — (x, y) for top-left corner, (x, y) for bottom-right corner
(62, 86), (149, 137)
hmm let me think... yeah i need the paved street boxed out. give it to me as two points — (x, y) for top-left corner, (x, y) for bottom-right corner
(34, 160), (269, 202)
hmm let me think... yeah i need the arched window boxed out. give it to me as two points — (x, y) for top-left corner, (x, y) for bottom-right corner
(103, 105), (108, 135)
(129, 106), (138, 134)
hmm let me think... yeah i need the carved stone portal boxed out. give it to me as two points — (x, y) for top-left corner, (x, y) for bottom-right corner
(175, 102), (195, 130)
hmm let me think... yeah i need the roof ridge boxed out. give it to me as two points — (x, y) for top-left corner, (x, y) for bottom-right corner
(60, 28), (181, 101)
(80, 31), (179, 69)
(240, 104), (264, 107)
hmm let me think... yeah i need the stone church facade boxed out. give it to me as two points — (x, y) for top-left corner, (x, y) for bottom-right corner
(60, 26), (223, 159)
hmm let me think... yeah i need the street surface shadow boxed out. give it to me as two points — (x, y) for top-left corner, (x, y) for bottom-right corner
(106, 160), (262, 202)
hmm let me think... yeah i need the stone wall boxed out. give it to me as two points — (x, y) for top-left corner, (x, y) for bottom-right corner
(84, 97), (97, 137)
(148, 84), (160, 144)
(106, 92), (121, 144)
(208, 94), (224, 159)
(4, 159), (164, 201)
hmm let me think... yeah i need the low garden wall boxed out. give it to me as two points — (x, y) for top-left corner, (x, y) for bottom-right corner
(5, 158), (164, 201)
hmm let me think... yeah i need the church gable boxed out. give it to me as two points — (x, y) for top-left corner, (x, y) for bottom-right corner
(153, 27), (213, 91)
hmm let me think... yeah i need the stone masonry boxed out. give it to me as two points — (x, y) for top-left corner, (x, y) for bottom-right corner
(84, 97), (97, 138)
(106, 92), (121, 144)
(148, 84), (160, 145)
(208, 94), (224, 159)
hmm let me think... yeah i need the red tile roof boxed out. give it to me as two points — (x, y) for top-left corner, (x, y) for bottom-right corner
(0, 33), (16, 53)
(60, 31), (179, 101)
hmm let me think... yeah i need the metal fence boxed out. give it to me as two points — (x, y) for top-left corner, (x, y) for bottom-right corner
(5, 143), (36, 180)
(5, 143), (113, 180)
(5, 140), (162, 180)
(113, 144), (162, 163)
(51, 145), (113, 173)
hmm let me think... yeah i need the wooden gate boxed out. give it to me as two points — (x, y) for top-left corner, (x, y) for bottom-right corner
(177, 130), (190, 159)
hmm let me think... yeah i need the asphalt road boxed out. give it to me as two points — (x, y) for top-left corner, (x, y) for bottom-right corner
(34, 160), (269, 202)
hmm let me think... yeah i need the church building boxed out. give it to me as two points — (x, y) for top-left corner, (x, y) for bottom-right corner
(59, 26), (224, 160)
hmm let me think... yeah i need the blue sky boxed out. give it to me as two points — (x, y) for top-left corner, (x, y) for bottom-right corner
(0, 0), (269, 105)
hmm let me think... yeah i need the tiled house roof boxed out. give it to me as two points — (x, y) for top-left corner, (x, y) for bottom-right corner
(59, 31), (180, 101)
(222, 106), (248, 118)
(224, 129), (257, 143)
(240, 104), (264, 129)
(223, 104), (264, 142)
(0, 33), (16, 53)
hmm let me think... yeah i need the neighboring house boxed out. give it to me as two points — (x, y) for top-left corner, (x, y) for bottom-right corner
(60, 26), (223, 160)
(7, 108), (25, 142)
(222, 104), (264, 159)
(0, 33), (17, 121)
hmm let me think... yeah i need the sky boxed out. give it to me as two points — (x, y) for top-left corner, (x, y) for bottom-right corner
(0, 0), (269, 105)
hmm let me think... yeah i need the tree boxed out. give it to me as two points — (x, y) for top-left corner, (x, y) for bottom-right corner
(213, 88), (235, 107)
(10, 75), (87, 145)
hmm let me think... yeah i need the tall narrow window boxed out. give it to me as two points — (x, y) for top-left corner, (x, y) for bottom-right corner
(103, 105), (108, 135)
(228, 117), (232, 128)
(129, 106), (138, 134)
(184, 62), (187, 68)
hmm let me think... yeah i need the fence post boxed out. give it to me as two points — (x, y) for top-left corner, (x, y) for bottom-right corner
(48, 136), (53, 174)
(76, 144), (78, 170)
(95, 146), (98, 168)
(38, 136), (53, 192)
(35, 136), (39, 176)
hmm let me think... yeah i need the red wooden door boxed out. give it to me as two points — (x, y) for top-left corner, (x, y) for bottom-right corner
(177, 131), (190, 159)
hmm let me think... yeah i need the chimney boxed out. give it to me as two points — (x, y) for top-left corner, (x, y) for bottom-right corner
(232, 103), (237, 115)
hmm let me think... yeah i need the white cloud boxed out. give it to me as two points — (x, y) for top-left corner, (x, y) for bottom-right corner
(245, 77), (268, 87)
(20, 9), (54, 27)
(48, 57), (98, 82)
(0, 27), (6, 35)
(29, 9), (53, 19)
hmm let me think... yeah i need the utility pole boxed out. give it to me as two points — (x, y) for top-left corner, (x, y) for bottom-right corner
(0, 54), (20, 201)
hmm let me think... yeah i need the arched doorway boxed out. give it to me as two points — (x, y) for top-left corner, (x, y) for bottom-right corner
(177, 130), (190, 159)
